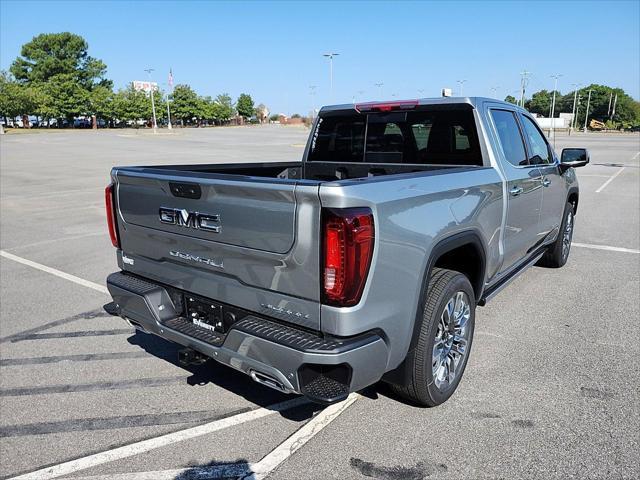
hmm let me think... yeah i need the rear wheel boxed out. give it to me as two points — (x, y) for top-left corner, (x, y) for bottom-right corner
(538, 201), (574, 268)
(390, 268), (475, 407)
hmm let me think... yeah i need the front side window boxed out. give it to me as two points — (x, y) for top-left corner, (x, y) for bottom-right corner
(308, 109), (482, 166)
(521, 115), (552, 165)
(490, 109), (527, 167)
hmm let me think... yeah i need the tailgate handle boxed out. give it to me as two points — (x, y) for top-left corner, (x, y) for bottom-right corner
(169, 182), (201, 199)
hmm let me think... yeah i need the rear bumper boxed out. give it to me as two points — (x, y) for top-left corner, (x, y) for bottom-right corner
(106, 272), (389, 403)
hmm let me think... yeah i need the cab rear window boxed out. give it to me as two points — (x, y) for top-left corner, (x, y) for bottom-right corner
(308, 109), (482, 166)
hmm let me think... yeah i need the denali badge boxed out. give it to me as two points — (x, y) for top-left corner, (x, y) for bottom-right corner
(260, 303), (310, 320)
(159, 207), (221, 233)
(169, 250), (224, 268)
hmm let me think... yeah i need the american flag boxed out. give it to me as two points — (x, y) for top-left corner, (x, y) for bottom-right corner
(168, 69), (173, 88)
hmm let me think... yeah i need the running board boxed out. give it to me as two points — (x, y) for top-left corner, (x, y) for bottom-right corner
(479, 251), (545, 306)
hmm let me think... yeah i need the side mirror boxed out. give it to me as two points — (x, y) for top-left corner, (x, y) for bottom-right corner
(560, 148), (590, 170)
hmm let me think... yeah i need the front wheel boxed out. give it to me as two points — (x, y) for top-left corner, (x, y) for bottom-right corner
(538, 201), (574, 268)
(390, 268), (475, 407)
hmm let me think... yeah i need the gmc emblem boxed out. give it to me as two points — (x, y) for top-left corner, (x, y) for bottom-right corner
(159, 207), (221, 233)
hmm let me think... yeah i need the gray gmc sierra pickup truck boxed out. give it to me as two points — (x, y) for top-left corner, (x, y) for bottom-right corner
(105, 97), (589, 406)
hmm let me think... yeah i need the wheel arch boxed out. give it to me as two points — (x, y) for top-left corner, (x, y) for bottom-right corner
(382, 230), (487, 385)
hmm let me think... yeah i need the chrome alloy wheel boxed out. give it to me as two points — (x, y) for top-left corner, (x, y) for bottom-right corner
(562, 210), (574, 260)
(432, 291), (471, 390)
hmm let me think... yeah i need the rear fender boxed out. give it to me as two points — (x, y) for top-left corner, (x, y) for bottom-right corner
(382, 230), (486, 385)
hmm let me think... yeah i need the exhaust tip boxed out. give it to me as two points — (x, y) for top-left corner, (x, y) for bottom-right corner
(123, 317), (150, 334)
(250, 370), (287, 393)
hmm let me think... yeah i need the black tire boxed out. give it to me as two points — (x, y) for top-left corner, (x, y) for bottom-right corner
(538, 201), (574, 268)
(390, 268), (475, 407)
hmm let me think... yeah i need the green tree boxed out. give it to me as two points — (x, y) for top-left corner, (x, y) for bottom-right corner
(0, 71), (36, 125)
(504, 95), (518, 105)
(89, 85), (114, 127)
(555, 84), (639, 129)
(212, 93), (235, 124)
(10, 32), (108, 88)
(112, 85), (148, 125)
(10, 33), (111, 127)
(236, 93), (254, 119)
(37, 74), (89, 124)
(171, 84), (199, 125)
(525, 90), (554, 116)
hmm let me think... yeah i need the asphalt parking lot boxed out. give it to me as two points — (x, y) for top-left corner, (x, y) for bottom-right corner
(1, 126), (638, 479)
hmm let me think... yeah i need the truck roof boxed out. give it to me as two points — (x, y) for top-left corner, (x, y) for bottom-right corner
(320, 97), (526, 113)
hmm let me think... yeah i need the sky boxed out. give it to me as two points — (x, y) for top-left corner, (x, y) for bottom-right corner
(1, 0), (639, 115)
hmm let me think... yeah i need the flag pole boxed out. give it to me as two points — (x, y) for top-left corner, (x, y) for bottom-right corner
(167, 69), (173, 130)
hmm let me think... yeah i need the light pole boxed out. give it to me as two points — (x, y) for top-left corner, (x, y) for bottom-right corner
(375, 82), (384, 98)
(323, 52), (339, 103)
(456, 79), (467, 96)
(144, 68), (158, 133)
(583, 88), (592, 132)
(309, 85), (317, 117)
(549, 74), (562, 140)
(569, 84), (580, 135)
(519, 70), (530, 107)
(490, 86), (500, 98)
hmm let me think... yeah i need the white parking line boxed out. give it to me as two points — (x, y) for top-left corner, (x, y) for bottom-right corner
(573, 242), (640, 254)
(67, 394), (359, 480)
(0, 250), (109, 295)
(9, 398), (308, 480)
(247, 393), (359, 480)
(595, 167), (625, 193)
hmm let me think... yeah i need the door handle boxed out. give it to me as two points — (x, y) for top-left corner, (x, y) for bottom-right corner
(509, 186), (523, 196)
(542, 178), (551, 187)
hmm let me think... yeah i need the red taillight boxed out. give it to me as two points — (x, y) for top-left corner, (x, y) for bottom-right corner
(322, 208), (374, 307)
(105, 183), (120, 248)
(355, 99), (419, 113)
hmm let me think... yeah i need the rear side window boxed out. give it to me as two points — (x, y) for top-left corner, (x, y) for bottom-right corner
(308, 109), (482, 166)
(490, 110), (527, 167)
(521, 115), (552, 165)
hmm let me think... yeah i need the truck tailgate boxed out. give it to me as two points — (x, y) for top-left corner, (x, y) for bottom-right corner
(117, 170), (296, 253)
(113, 168), (321, 330)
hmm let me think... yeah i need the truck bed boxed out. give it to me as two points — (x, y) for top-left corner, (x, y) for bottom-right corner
(122, 161), (466, 183)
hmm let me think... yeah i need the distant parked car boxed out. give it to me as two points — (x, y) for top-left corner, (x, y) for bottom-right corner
(49, 118), (70, 128)
(15, 119), (34, 128)
(74, 118), (92, 129)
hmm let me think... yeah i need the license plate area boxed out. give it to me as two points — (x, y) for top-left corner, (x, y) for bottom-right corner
(184, 294), (227, 334)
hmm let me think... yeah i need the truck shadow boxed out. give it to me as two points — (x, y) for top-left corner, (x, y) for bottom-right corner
(126, 331), (320, 421)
